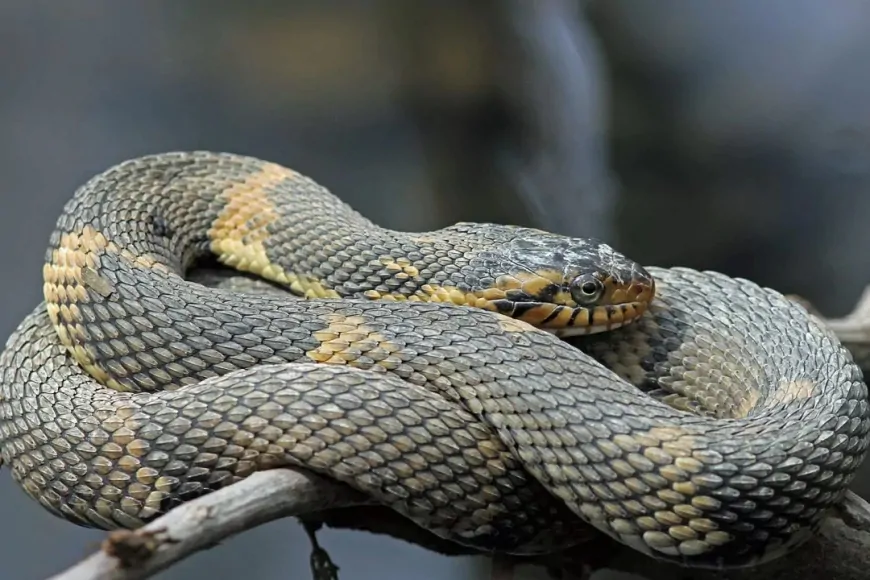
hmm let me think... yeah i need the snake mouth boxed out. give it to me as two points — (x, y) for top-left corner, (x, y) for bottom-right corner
(486, 274), (656, 336)
(547, 302), (649, 337)
(491, 300), (651, 337)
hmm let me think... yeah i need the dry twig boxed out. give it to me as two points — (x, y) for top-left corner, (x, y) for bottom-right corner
(44, 476), (870, 580)
(46, 470), (367, 580)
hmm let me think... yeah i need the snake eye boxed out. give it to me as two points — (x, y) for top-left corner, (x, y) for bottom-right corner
(570, 275), (604, 305)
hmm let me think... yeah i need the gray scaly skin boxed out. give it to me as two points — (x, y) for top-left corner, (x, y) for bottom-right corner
(0, 151), (868, 571)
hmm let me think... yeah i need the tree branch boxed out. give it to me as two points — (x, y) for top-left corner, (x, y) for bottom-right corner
(45, 474), (870, 580)
(46, 469), (368, 580)
(789, 286), (870, 373)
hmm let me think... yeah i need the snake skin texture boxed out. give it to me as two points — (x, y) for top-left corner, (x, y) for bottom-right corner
(1, 151), (869, 571)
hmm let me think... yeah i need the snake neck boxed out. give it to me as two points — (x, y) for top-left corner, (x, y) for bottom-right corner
(42, 150), (654, 390)
(44, 152), (645, 312)
(42, 152), (503, 305)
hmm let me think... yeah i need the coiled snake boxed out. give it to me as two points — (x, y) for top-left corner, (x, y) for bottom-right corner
(0, 151), (868, 571)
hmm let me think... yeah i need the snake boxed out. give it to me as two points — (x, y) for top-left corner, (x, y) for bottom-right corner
(0, 151), (868, 571)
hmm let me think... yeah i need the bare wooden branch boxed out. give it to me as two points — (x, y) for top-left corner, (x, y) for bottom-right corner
(789, 287), (870, 373)
(43, 469), (870, 580)
(46, 469), (368, 580)
(818, 285), (870, 343)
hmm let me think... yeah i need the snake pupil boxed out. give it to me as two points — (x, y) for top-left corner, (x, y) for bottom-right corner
(570, 275), (604, 305)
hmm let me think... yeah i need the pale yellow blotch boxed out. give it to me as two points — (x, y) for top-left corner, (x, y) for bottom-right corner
(306, 313), (402, 370)
(44, 226), (110, 300)
(636, 426), (694, 445)
(631, 425), (718, 508)
(208, 163), (341, 299)
(284, 272), (342, 299)
(768, 379), (816, 406)
(415, 283), (495, 309)
(42, 225), (134, 391)
(634, 426), (702, 462)
(362, 289), (410, 302)
(119, 250), (172, 272)
(378, 256), (420, 279)
(735, 387), (761, 418)
(414, 279), (543, 310)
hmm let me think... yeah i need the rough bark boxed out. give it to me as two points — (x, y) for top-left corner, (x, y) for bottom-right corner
(41, 473), (870, 580)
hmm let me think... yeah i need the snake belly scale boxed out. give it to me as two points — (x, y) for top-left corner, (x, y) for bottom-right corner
(0, 151), (867, 570)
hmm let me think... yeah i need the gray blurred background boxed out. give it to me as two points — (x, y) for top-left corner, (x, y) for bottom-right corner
(2, 2), (870, 579)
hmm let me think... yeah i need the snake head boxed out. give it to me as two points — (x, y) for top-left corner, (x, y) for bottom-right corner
(470, 229), (656, 337)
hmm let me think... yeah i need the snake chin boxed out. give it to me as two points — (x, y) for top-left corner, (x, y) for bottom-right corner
(543, 302), (646, 338)
(550, 313), (636, 337)
(491, 299), (650, 337)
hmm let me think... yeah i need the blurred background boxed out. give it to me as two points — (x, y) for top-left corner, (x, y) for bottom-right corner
(2, 1), (870, 579)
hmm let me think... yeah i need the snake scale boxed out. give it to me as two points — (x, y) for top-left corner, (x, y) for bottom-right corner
(1, 151), (868, 571)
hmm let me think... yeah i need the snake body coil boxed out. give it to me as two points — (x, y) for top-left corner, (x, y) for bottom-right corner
(1, 151), (868, 570)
